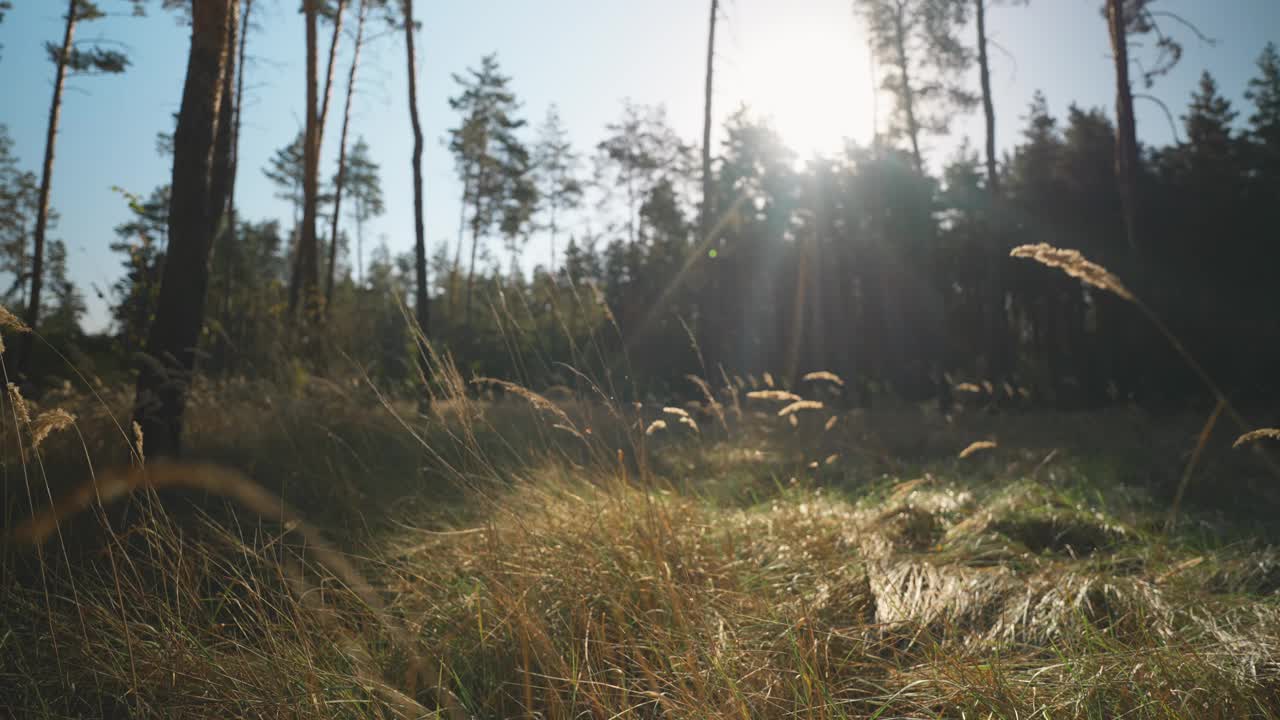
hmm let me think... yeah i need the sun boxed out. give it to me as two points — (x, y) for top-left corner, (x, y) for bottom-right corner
(721, 5), (874, 161)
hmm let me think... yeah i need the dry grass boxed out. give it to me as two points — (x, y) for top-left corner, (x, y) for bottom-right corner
(4, 368), (1280, 718)
(802, 370), (845, 387)
(1010, 243), (1135, 302)
(958, 439), (997, 459)
(1235, 428), (1280, 448)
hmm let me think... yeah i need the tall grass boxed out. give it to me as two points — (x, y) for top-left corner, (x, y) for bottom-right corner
(3, 288), (1280, 718)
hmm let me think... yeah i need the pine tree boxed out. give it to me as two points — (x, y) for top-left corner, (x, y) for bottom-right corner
(110, 185), (170, 357)
(342, 138), (384, 287)
(855, 0), (976, 174)
(133, 0), (238, 457)
(447, 54), (530, 326)
(0, 125), (41, 309)
(594, 101), (692, 248)
(1245, 43), (1280, 172)
(16, 0), (134, 374)
(532, 106), (583, 269)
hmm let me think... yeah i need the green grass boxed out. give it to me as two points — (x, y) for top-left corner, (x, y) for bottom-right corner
(3, 372), (1280, 718)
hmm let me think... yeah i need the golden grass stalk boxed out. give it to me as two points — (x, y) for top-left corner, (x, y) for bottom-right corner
(801, 370), (845, 387)
(746, 390), (802, 402)
(1234, 428), (1280, 448)
(1010, 243), (1134, 302)
(777, 400), (823, 417)
(958, 440), (997, 459)
(954, 382), (983, 394)
(824, 415), (839, 431)
(645, 419), (668, 435)
(131, 420), (145, 464)
(8, 462), (465, 718)
(677, 415), (700, 434)
(0, 304), (31, 333)
(1012, 243), (1279, 481)
(684, 375), (728, 433)
(1167, 399), (1225, 533)
(7, 382), (31, 424)
(474, 377), (575, 430)
(662, 406), (690, 419)
(30, 408), (75, 450)
(762, 371), (775, 388)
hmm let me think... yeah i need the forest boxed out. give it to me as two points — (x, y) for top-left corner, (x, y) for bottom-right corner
(2, 0), (1280, 718)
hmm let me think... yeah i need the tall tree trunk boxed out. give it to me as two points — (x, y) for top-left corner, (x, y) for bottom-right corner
(974, 0), (1010, 382)
(451, 164), (470, 317)
(892, 0), (923, 173)
(211, 0), (240, 372)
(326, 0), (367, 311)
(700, 0), (717, 243)
(465, 217), (480, 329)
(355, 204), (364, 286)
(1106, 0), (1141, 256)
(132, 0), (236, 458)
(217, 0), (251, 373)
(975, 0), (999, 194)
(317, 0), (347, 143)
(228, 0), (251, 217)
(700, 0), (721, 366)
(291, 0), (321, 320)
(403, 0), (429, 339)
(868, 33), (880, 146)
(548, 200), (558, 269)
(16, 0), (77, 375)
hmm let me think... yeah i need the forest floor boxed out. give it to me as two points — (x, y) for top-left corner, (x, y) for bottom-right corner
(3, 376), (1280, 718)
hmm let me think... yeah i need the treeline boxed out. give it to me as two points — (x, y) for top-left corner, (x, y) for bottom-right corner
(1, 1), (1279, 457)
(101, 46), (1280, 409)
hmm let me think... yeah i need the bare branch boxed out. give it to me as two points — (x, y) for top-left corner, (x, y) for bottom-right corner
(1134, 92), (1181, 144)
(1149, 11), (1216, 47)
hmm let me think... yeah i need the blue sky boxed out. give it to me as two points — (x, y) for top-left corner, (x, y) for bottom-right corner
(1, 0), (1277, 332)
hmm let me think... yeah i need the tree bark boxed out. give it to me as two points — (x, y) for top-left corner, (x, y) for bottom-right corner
(975, 0), (999, 194)
(1107, 0), (1142, 256)
(17, 0), (77, 375)
(317, 0), (347, 143)
(229, 0), (251, 220)
(210, 5), (237, 238)
(403, 0), (430, 339)
(700, 0), (718, 243)
(210, 0), (239, 372)
(217, 0), (252, 373)
(465, 215), (480, 329)
(975, 0), (1010, 383)
(326, 0), (367, 311)
(132, 0), (236, 458)
(290, 0), (321, 321)
(892, 0), (923, 173)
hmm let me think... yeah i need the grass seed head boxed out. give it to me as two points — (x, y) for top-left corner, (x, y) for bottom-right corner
(0, 305), (30, 334)
(30, 408), (75, 450)
(1010, 243), (1135, 302)
(959, 440), (998, 459)
(746, 390), (802, 402)
(1234, 428), (1280, 448)
(778, 400), (823, 417)
(7, 382), (30, 425)
(802, 370), (845, 387)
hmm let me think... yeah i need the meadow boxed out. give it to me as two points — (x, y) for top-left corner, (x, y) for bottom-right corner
(4, 347), (1279, 718)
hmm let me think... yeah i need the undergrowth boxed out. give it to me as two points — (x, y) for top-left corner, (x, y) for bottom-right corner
(3, 358), (1279, 719)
